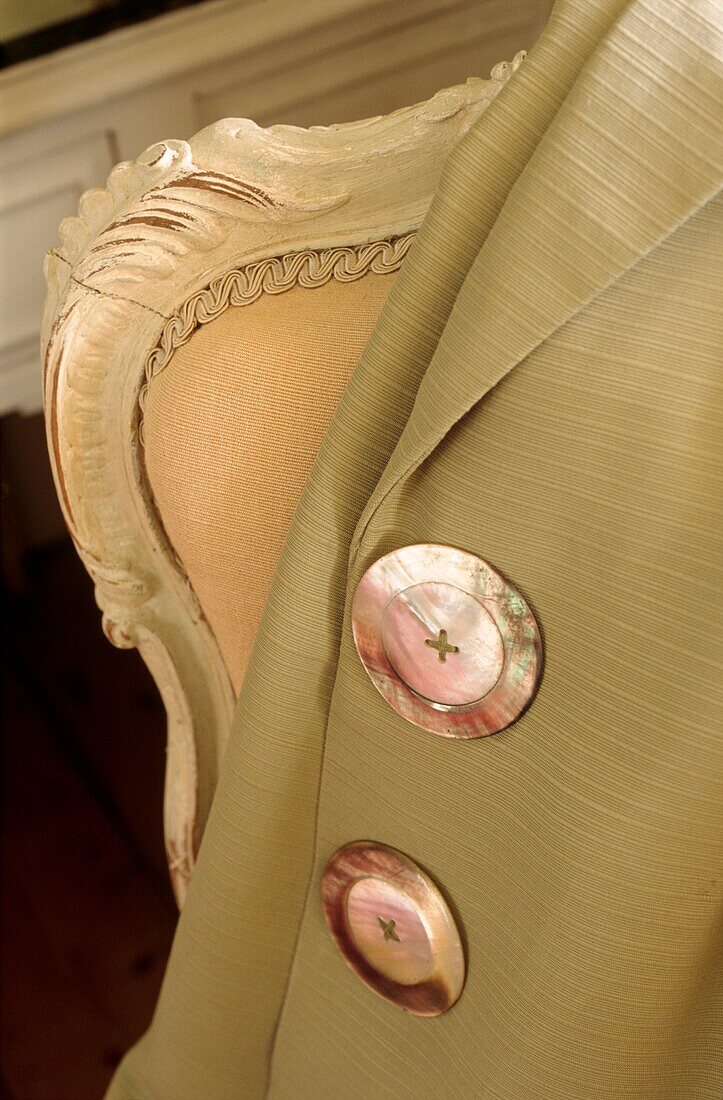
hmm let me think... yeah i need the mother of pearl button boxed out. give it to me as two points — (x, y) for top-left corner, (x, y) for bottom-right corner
(351, 543), (543, 739)
(321, 841), (465, 1016)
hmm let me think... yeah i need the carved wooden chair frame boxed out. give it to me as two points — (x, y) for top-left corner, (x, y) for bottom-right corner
(42, 55), (523, 905)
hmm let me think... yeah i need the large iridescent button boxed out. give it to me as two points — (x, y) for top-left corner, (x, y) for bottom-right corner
(351, 543), (542, 739)
(321, 841), (464, 1016)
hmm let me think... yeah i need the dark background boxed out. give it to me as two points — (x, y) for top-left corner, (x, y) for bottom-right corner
(1, 411), (177, 1098)
(1, 1), (207, 67)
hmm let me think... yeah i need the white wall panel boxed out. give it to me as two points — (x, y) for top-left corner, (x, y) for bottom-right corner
(0, 131), (115, 412)
(196, 0), (549, 129)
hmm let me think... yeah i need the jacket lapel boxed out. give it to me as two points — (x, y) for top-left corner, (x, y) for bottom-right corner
(349, 0), (723, 570)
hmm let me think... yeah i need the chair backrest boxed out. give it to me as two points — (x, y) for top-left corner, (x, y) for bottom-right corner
(42, 54), (524, 905)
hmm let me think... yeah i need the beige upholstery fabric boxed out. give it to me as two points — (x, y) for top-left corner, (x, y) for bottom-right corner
(144, 273), (396, 693)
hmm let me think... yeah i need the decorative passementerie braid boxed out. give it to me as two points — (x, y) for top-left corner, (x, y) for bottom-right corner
(140, 232), (415, 406)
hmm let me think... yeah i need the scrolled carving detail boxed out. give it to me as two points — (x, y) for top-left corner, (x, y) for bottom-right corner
(56, 140), (195, 268)
(101, 610), (138, 650)
(79, 552), (156, 608)
(489, 49), (526, 84)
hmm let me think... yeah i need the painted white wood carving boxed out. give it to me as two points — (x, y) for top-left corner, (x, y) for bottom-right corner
(42, 54), (525, 905)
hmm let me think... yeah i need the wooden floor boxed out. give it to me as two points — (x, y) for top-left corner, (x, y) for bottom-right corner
(2, 542), (178, 1100)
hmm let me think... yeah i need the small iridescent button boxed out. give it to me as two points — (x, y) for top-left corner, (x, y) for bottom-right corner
(321, 841), (464, 1015)
(351, 543), (542, 739)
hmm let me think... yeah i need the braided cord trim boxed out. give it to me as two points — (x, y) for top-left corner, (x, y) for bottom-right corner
(140, 234), (415, 417)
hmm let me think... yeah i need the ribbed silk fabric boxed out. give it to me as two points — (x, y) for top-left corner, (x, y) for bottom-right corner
(108, 1), (723, 1097)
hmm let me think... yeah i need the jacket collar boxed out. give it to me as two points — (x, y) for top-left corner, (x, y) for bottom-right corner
(349, 0), (723, 570)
